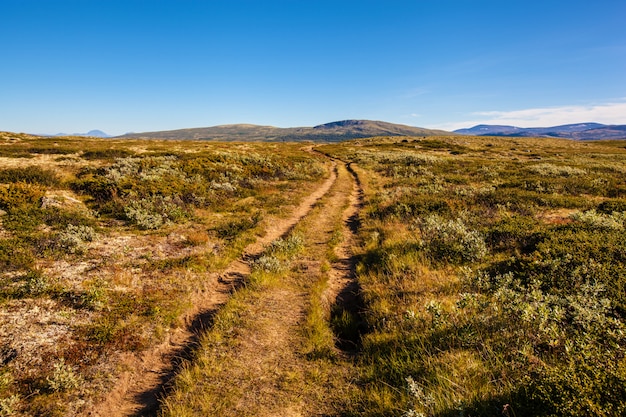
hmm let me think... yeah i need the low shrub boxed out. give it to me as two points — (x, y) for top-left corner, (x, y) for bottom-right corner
(46, 359), (82, 392)
(57, 224), (97, 254)
(0, 395), (20, 417)
(124, 205), (163, 230)
(597, 199), (626, 214)
(372, 196), (452, 221)
(41, 206), (95, 230)
(76, 278), (108, 311)
(462, 270), (626, 416)
(251, 234), (305, 273)
(70, 174), (118, 203)
(0, 239), (34, 271)
(81, 149), (134, 160)
(527, 163), (587, 177)
(1, 206), (44, 233)
(215, 212), (262, 240)
(21, 270), (52, 297)
(418, 215), (487, 264)
(251, 255), (284, 273)
(486, 216), (543, 253)
(266, 233), (305, 258)
(570, 209), (625, 230)
(416, 139), (469, 154)
(0, 183), (45, 211)
(124, 195), (189, 230)
(28, 146), (77, 155)
(0, 166), (60, 186)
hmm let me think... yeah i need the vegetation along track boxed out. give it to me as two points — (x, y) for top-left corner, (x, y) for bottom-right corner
(156, 154), (365, 416)
(323, 161), (365, 352)
(8, 133), (626, 416)
(91, 150), (365, 416)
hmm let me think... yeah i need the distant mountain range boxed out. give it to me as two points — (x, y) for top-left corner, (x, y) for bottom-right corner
(50, 130), (111, 138)
(454, 123), (626, 140)
(30, 120), (626, 142)
(117, 120), (449, 142)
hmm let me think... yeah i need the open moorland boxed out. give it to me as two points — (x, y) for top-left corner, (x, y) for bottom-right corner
(0, 131), (625, 416)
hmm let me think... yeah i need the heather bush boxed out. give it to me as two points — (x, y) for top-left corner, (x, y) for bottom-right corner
(371, 195), (451, 221)
(29, 146), (77, 155)
(70, 172), (118, 203)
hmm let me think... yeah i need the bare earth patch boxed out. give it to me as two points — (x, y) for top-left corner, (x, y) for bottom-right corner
(538, 208), (578, 224)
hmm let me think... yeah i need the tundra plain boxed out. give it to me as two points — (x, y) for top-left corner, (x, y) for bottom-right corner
(0, 132), (625, 416)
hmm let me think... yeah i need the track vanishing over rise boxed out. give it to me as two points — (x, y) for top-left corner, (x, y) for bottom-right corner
(89, 150), (344, 416)
(157, 154), (365, 416)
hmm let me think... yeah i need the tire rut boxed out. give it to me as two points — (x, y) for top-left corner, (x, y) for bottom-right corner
(88, 160), (339, 417)
(324, 162), (366, 352)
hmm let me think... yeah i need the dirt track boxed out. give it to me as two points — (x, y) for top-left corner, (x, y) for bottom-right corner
(89, 152), (363, 416)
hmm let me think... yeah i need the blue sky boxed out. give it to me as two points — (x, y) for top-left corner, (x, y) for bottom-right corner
(2, 0), (625, 135)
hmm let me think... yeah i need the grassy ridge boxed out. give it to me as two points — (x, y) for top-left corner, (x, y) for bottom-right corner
(117, 120), (450, 142)
(319, 136), (626, 416)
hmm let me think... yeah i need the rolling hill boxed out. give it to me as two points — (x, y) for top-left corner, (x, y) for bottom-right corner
(117, 120), (450, 142)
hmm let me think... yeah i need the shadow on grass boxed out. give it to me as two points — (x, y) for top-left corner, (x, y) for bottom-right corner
(131, 270), (246, 417)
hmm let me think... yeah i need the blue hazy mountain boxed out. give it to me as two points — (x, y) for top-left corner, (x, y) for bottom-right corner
(454, 123), (626, 140)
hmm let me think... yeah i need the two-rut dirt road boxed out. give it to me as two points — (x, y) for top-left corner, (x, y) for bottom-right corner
(89, 151), (364, 417)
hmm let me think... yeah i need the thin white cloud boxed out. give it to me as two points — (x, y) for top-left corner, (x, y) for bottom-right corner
(434, 100), (626, 131)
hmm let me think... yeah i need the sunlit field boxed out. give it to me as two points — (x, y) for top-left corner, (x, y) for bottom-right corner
(319, 136), (626, 416)
(0, 132), (328, 415)
(1, 131), (625, 416)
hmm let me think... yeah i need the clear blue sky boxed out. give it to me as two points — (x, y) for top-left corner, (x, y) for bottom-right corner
(2, 0), (625, 135)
